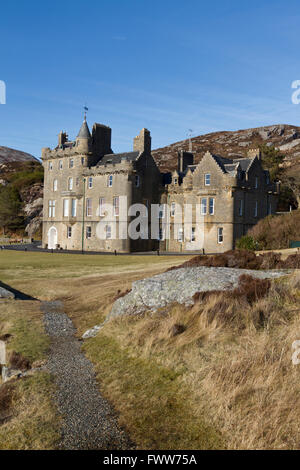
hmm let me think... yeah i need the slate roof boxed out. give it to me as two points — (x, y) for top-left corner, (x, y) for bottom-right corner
(77, 118), (91, 139)
(98, 151), (140, 165)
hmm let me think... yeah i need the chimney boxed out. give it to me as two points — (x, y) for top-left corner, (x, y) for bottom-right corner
(178, 150), (194, 173)
(133, 128), (151, 154)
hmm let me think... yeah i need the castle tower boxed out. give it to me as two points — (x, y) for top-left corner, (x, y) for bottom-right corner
(75, 115), (91, 153)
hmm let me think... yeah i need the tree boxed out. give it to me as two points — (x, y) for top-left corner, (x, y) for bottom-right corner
(259, 144), (285, 181)
(0, 186), (23, 234)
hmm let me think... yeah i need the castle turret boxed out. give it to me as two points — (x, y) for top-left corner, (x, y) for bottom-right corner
(76, 115), (91, 153)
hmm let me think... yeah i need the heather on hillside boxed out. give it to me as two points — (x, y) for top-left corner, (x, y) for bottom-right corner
(248, 211), (300, 250)
(170, 249), (300, 270)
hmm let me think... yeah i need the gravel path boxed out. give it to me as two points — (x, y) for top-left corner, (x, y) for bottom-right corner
(42, 300), (133, 450)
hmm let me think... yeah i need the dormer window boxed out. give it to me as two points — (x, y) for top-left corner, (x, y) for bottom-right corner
(88, 177), (93, 189)
(205, 174), (211, 186)
(108, 175), (113, 187)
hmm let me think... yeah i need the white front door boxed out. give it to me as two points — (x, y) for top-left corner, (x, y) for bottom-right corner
(48, 226), (58, 249)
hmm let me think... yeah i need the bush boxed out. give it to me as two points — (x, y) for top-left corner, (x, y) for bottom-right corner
(236, 235), (259, 251)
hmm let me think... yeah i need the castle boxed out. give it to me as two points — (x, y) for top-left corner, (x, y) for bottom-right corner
(41, 117), (279, 253)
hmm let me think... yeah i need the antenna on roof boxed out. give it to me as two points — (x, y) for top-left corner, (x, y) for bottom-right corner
(187, 129), (193, 152)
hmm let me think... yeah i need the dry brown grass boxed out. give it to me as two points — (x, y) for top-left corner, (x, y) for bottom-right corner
(0, 298), (60, 449)
(3, 250), (300, 449)
(87, 271), (300, 449)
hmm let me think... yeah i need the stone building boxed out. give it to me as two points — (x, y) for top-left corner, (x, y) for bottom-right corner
(41, 117), (279, 253)
(159, 149), (279, 253)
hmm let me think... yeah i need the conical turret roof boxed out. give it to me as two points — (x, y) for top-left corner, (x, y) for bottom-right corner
(77, 116), (91, 139)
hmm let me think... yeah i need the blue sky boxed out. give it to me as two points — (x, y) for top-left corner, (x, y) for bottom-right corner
(1, 0), (300, 158)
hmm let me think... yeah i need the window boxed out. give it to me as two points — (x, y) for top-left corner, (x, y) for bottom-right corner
(53, 179), (58, 191)
(254, 201), (258, 217)
(59, 160), (63, 170)
(174, 177), (178, 185)
(63, 199), (69, 217)
(49, 161), (53, 170)
(217, 227), (223, 244)
(171, 202), (176, 217)
(201, 198), (207, 215)
(69, 159), (74, 169)
(81, 157), (85, 165)
(108, 175), (113, 187)
(48, 200), (55, 217)
(191, 227), (196, 242)
(266, 174), (270, 185)
(205, 173), (211, 186)
(209, 197), (214, 215)
(67, 226), (72, 238)
(113, 196), (119, 216)
(71, 199), (77, 217)
(105, 225), (112, 239)
(99, 198), (105, 216)
(68, 177), (73, 190)
(135, 175), (140, 187)
(158, 205), (165, 219)
(255, 176), (258, 189)
(88, 177), (93, 189)
(86, 226), (91, 239)
(239, 199), (243, 216)
(178, 228), (184, 242)
(86, 198), (92, 217)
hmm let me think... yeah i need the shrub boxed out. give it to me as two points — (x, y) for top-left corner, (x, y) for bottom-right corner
(236, 235), (259, 251)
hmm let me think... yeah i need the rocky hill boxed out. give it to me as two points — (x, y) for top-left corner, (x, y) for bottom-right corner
(0, 146), (38, 164)
(152, 124), (300, 173)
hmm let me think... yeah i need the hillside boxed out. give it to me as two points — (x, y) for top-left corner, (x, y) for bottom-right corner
(0, 158), (43, 237)
(0, 146), (38, 164)
(152, 124), (300, 172)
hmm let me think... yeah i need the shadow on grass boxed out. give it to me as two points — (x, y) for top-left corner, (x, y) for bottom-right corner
(0, 281), (38, 301)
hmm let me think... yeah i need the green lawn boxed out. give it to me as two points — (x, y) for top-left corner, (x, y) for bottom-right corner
(0, 251), (189, 282)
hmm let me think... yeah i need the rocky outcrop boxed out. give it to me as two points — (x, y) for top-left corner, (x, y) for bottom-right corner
(82, 267), (285, 338)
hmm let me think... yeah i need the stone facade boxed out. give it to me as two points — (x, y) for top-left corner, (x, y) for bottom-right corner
(41, 118), (279, 253)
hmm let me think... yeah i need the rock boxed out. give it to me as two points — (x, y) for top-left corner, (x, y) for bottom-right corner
(1, 366), (24, 383)
(107, 267), (286, 320)
(279, 139), (300, 151)
(82, 324), (104, 339)
(0, 287), (14, 299)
